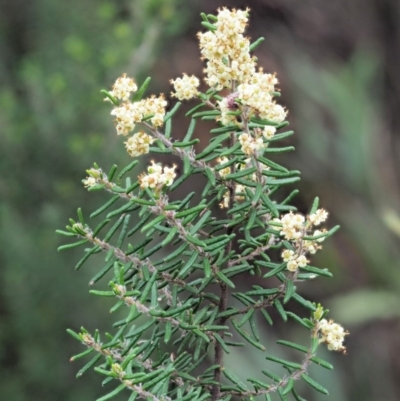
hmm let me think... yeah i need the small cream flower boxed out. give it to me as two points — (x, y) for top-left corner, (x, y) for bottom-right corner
(107, 73), (137, 102)
(239, 133), (264, 155)
(278, 212), (305, 241)
(83, 176), (97, 188)
(124, 131), (154, 157)
(318, 319), (348, 353)
(263, 126), (276, 140)
(170, 74), (200, 100)
(309, 209), (329, 226)
(216, 157), (231, 178)
(139, 161), (177, 190)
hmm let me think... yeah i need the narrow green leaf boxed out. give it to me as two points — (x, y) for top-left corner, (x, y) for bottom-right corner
(219, 141), (241, 156)
(140, 270), (158, 303)
(175, 205), (206, 218)
(310, 196), (319, 214)
(282, 378), (294, 396)
(216, 271), (235, 288)
(106, 200), (136, 219)
(192, 110), (220, 118)
(281, 189), (299, 205)
(161, 226), (178, 246)
(266, 355), (302, 370)
(89, 290), (115, 297)
(299, 265), (333, 277)
(116, 160), (139, 183)
(260, 309), (273, 325)
(224, 167), (257, 180)
(222, 368), (247, 391)
(204, 167), (216, 186)
(185, 234), (206, 247)
(164, 102), (182, 122)
(195, 133), (229, 160)
(173, 139), (200, 147)
(164, 321), (172, 344)
(232, 319), (265, 351)
(126, 319), (156, 338)
(58, 239), (88, 252)
(89, 257), (116, 285)
(70, 348), (94, 361)
(249, 37), (265, 52)
(132, 77), (151, 101)
(301, 374), (329, 395)
(66, 329), (82, 341)
(292, 293), (316, 311)
(238, 308), (255, 328)
(104, 215), (125, 242)
(310, 356), (333, 370)
(141, 215), (165, 233)
(185, 103), (205, 117)
(286, 312), (313, 329)
(277, 340), (308, 353)
(101, 89), (119, 105)
(55, 230), (76, 237)
(283, 280), (294, 304)
(291, 388), (308, 401)
(164, 300), (198, 317)
(263, 262), (287, 278)
(163, 243), (189, 263)
(262, 369), (280, 382)
(107, 165), (118, 182)
(247, 378), (270, 390)
(178, 251), (199, 278)
(76, 354), (102, 378)
(303, 225), (340, 241)
(260, 193), (279, 217)
(75, 245), (100, 270)
(274, 299), (287, 321)
(192, 329), (210, 343)
(96, 384), (126, 401)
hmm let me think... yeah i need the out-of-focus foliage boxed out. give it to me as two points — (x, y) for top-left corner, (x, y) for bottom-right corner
(0, 1), (188, 400)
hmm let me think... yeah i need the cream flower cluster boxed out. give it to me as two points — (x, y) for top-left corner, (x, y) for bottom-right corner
(237, 126), (276, 155)
(274, 209), (329, 272)
(318, 319), (348, 352)
(198, 8), (255, 90)
(170, 74), (200, 100)
(278, 212), (306, 241)
(239, 132), (264, 155)
(106, 73), (138, 102)
(195, 8), (287, 126)
(138, 161), (177, 190)
(282, 250), (308, 272)
(124, 131), (154, 157)
(237, 79), (286, 123)
(108, 75), (167, 135)
(309, 208), (329, 225)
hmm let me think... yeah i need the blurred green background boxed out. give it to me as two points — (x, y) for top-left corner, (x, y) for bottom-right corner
(1, 0), (399, 400)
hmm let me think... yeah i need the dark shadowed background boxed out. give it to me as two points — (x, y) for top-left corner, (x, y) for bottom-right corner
(1, 0), (400, 400)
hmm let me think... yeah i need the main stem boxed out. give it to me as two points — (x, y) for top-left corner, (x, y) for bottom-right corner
(211, 116), (237, 401)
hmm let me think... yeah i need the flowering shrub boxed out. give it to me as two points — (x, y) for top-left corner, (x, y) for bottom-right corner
(58, 7), (348, 401)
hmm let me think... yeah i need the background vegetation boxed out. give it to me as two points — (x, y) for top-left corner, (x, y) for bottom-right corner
(1, 0), (399, 400)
